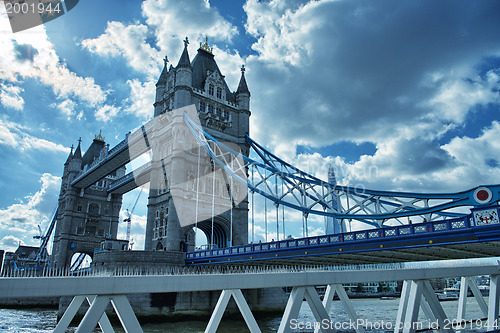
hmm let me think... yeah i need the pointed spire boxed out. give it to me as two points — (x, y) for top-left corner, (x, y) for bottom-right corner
(236, 65), (250, 96)
(73, 137), (82, 159)
(65, 145), (74, 164)
(177, 37), (191, 68)
(157, 55), (169, 85)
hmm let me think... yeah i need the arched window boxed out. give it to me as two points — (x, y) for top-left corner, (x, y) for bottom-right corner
(216, 87), (222, 99)
(208, 104), (214, 113)
(88, 203), (99, 215)
(208, 84), (214, 95)
(200, 101), (206, 112)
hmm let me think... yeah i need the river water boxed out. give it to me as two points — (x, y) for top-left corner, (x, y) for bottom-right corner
(0, 297), (487, 332)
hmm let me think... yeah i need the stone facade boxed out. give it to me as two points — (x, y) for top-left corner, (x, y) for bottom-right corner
(51, 135), (126, 268)
(145, 37), (251, 252)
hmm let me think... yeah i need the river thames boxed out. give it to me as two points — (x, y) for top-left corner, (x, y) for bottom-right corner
(0, 297), (487, 332)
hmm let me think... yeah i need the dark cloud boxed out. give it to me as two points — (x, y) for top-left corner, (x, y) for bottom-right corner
(13, 41), (38, 62)
(390, 139), (456, 174)
(11, 217), (27, 224)
(246, 0), (500, 148)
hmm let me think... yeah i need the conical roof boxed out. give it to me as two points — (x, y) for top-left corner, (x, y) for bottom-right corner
(73, 139), (82, 160)
(65, 145), (74, 164)
(236, 65), (250, 96)
(157, 56), (169, 85)
(177, 37), (191, 68)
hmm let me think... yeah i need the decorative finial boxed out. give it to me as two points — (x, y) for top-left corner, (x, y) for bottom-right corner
(70, 144), (74, 154)
(95, 130), (105, 142)
(163, 55), (168, 66)
(199, 36), (213, 54)
(78, 137), (82, 145)
(241, 64), (245, 73)
(183, 37), (189, 47)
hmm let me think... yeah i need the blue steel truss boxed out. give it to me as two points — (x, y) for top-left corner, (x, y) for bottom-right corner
(184, 113), (500, 228)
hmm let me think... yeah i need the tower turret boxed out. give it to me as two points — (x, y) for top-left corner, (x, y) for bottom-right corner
(235, 65), (250, 111)
(154, 56), (169, 117)
(68, 138), (82, 173)
(174, 37), (193, 109)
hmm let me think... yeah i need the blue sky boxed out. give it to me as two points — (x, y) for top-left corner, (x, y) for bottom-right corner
(1, 0), (500, 253)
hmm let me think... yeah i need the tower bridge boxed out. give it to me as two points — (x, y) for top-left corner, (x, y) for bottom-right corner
(45, 36), (500, 270)
(4, 37), (500, 332)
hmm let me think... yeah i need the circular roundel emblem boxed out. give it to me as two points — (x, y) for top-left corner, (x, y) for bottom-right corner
(473, 187), (492, 204)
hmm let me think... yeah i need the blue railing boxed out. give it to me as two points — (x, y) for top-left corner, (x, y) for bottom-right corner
(186, 205), (500, 261)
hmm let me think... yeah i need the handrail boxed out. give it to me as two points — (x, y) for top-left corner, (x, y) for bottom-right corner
(186, 205), (499, 261)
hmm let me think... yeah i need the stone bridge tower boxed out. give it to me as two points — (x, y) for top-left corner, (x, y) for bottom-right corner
(51, 134), (125, 268)
(145, 37), (251, 252)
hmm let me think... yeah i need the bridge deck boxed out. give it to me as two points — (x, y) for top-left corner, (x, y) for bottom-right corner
(187, 205), (500, 266)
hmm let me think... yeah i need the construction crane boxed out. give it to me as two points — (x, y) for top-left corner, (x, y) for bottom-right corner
(123, 187), (143, 248)
(33, 225), (43, 243)
(33, 207), (58, 264)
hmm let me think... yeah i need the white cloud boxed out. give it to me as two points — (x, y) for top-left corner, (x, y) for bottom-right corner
(82, 21), (162, 79)
(245, 0), (325, 66)
(0, 14), (108, 107)
(142, 0), (238, 58)
(1, 235), (22, 249)
(426, 70), (500, 123)
(0, 117), (69, 153)
(50, 99), (76, 120)
(442, 121), (500, 184)
(0, 173), (60, 252)
(95, 105), (120, 122)
(0, 83), (24, 110)
(124, 79), (155, 120)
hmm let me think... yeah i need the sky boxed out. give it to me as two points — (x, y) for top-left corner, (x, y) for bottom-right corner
(0, 0), (499, 254)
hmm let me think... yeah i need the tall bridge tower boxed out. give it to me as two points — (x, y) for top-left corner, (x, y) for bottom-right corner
(146, 37), (251, 252)
(51, 134), (125, 268)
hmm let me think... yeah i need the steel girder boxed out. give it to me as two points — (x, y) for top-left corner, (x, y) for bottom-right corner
(186, 113), (499, 227)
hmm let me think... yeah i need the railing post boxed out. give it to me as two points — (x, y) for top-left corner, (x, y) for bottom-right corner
(488, 274), (500, 331)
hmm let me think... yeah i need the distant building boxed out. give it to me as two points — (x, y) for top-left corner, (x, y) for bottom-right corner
(327, 165), (344, 234)
(344, 281), (398, 293)
(2, 245), (48, 271)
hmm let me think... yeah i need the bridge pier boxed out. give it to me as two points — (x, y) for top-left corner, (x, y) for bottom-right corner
(278, 286), (335, 333)
(55, 294), (143, 333)
(396, 280), (453, 333)
(206, 289), (260, 333)
(457, 276), (488, 322)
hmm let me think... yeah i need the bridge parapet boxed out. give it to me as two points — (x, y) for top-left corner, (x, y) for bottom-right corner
(2, 257), (500, 333)
(187, 205), (500, 265)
